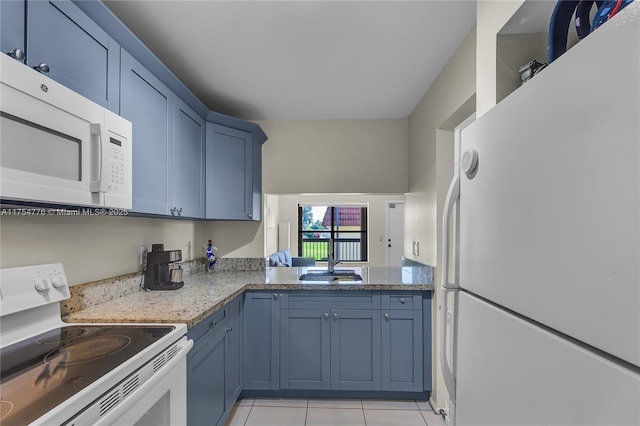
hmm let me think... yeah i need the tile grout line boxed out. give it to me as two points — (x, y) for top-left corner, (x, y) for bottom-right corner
(361, 399), (367, 426)
(420, 409), (430, 426)
(242, 398), (255, 426)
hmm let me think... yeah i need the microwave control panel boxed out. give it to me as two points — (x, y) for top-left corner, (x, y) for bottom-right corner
(108, 137), (126, 194)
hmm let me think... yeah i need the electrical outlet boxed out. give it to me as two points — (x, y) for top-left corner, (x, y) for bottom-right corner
(140, 245), (151, 266)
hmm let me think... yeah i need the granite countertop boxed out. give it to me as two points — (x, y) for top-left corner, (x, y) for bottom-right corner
(63, 266), (434, 328)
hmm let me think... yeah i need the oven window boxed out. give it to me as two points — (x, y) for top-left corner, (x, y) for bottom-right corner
(0, 112), (81, 181)
(134, 391), (170, 426)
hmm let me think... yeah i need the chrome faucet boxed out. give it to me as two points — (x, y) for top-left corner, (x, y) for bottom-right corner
(327, 238), (341, 273)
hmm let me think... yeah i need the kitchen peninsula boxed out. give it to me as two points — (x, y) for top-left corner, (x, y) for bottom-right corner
(63, 265), (434, 426)
(63, 266), (434, 326)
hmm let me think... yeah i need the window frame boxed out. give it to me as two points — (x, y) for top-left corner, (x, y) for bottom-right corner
(297, 204), (368, 262)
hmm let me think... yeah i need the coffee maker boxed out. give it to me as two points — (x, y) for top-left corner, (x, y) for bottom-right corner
(143, 244), (184, 290)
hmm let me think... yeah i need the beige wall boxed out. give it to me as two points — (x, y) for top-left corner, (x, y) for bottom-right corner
(202, 219), (265, 258)
(406, 27), (476, 410)
(406, 29), (476, 268)
(275, 193), (404, 267)
(257, 119), (409, 194)
(0, 216), (204, 285)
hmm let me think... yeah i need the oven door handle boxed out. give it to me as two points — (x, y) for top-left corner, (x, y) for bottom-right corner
(78, 337), (193, 426)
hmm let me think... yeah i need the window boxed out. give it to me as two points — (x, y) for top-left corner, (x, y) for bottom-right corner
(298, 204), (368, 262)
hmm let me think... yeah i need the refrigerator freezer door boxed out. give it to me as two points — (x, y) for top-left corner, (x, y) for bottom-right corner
(459, 4), (639, 366)
(455, 292), (640, 426)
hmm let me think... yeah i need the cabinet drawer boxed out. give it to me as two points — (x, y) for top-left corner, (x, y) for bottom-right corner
(282, 291), (380, 310)
(381, 292), (423, 310)
(188, 305), (228, 343)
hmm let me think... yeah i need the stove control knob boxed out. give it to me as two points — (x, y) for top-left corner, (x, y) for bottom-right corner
(35, 278), (51, 292)
(51, 276), (67, 289)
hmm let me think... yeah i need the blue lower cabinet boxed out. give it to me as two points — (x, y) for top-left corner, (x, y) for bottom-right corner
(187, 297), (242, 426)
(243, 292), (280, 390)
(187, 322), (227, 426)
(381, 310), (423, 392)
(280, 306), (384, 392)
(423, 292), (433, 392)
(280, 308), (331, 390)
(225, 296), (243, 409)
(330, 309), (382, 391)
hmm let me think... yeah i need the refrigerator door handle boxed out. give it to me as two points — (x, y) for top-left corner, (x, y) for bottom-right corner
(440, 174), (460, 403)
(441, 174), (460, 291)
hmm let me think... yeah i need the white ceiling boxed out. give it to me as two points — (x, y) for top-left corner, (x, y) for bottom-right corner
(104, 1), (477, 121)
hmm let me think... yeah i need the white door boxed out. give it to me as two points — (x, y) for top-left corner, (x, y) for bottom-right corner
(455, 292), (640, 426)
(386, 202), (404, 267)
(459, 7), (639, 366)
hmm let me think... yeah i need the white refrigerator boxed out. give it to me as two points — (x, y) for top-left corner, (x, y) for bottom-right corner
(440, 4), (640, 425)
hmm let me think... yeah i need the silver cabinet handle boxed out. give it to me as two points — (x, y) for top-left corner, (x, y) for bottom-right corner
(384, 313), (390, 320)
(399, 298), (405, 304)
(248, 213), (253, 218)
(33, 62), (49, 73)
(273, 293), (278, 300)
(323, 312), (329, 319)
(226, 326), (232, 333)
(178, 207), (183, 214)
(7, 48), (25, 61)
(332, 313), (338, 319)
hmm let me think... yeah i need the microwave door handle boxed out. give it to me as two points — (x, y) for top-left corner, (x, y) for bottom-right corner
(90, 123), (108, 193)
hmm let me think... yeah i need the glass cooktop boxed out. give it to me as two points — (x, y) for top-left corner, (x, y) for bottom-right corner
(0, 325), (175, 425)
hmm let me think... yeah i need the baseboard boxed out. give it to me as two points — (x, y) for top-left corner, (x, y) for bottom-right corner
(241, 389), (431, 401)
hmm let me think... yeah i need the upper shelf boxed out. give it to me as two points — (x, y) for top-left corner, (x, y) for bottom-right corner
(496, 0), (590, 104)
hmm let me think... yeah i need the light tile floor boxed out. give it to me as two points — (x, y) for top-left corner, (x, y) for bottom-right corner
(226, 398), (447, 426)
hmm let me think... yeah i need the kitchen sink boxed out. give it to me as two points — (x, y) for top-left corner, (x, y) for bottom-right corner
(299, 270), (363, 281)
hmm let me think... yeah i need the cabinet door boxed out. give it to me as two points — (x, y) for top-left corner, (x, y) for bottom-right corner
(250, 137), (262, 221)
(187, 327), (227, 426)
(423, 292), (433, 391)
(173, 100), (205, 218)
(225, 296), (243, 408)
(243, 292), (280, 390)
(1, 0), (25, 60)
(381, 310), (423, 392)
(206, 123), (253, 220)
(121, 49), (174, 215)
(330, 309), (381, 391)
(280, 308), (330, 390)
(26, 0), (119, 111)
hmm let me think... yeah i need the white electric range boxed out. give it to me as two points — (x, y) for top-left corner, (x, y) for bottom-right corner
(0, 263), (193, 425)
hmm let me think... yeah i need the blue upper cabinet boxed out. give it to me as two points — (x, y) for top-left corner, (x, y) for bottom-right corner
(1, 1), (26, 61)
(206, 124), (254, 220)
(174, 100), (205, 218)
(26, 0), (119, 112)
(121, 49), (174, 216)
(122, 51), (205, 218)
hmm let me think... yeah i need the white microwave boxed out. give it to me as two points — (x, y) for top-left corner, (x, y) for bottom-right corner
(0, 54), (132, 209)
